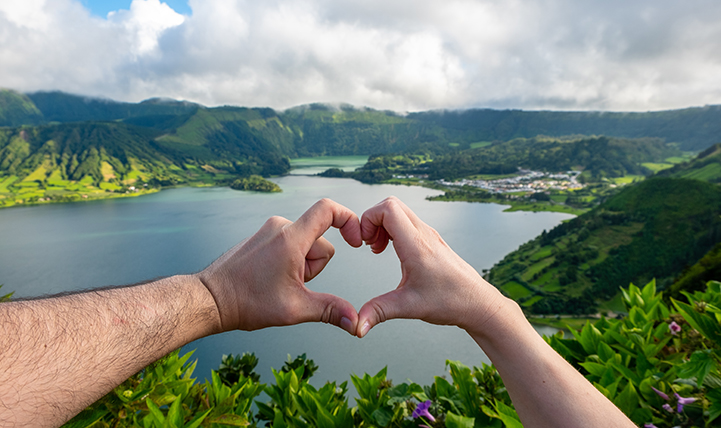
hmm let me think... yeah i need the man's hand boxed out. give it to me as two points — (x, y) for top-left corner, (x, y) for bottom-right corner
(197, 198), (362, 334)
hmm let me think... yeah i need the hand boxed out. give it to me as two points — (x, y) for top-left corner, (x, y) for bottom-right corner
(197, 198), (362, 334)
(356, 196), (507, 337)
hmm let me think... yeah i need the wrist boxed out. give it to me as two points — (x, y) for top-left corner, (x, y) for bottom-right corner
(184, 274), (224, 336)
(462, 291), (530, 344)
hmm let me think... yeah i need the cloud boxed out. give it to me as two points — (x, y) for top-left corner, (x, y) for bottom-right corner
(1, 0), (721, 111)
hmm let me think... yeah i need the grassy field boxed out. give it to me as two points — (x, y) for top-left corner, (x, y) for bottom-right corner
(611, 175), (644, 185)
(680, 162), (721, 181)
(641, 162), (674, 173)
(502, 202), (586, 215)
(500, 281), (534, 300)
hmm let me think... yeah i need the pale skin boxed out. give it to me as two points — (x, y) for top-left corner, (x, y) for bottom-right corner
(356, 196), (635, 428)
(0, 197), (634, 428)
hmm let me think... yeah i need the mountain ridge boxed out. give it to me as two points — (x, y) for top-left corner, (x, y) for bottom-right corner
(2, 89), (721, 152)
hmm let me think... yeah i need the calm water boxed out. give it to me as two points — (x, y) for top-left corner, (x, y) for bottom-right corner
(0, 161), (572, 388)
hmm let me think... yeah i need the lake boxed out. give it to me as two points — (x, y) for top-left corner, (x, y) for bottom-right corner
(0, 158), (573, 388)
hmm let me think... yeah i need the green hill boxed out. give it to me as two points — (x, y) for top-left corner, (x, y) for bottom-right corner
(26, 91), (199, 123)
(4, 90), (721, 153)
(0, 89), (44, 127)
(0, 119), (291, 207)
(669, 242), (721, 297)
(281, 103), (437, 156)
(408, 106), (721, 152)
(658, 143), (721, 183)
(487, 177), (721, 314)
(419, 135), (679, 180)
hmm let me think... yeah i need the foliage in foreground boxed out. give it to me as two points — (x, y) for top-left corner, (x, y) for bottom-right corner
(67, 280), (721, 427)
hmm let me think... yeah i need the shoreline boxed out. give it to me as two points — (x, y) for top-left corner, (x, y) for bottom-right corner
(0, 174), (587, 217)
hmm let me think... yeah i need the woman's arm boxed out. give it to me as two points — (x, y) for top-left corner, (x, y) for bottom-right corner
(356, 196), (634, 428)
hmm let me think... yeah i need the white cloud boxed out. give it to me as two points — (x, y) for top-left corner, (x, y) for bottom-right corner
(1, 0), (721, 111)
(108, 0), (184, 57)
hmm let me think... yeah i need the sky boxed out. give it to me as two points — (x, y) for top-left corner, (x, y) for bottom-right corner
(1, 0), (721, 113)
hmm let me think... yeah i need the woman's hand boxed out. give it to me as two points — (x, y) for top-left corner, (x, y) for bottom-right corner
(356, 196), (507, 337)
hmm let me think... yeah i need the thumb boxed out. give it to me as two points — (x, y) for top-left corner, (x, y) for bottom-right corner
(356, 287), (413, 338)
(303, 291), (359, 336)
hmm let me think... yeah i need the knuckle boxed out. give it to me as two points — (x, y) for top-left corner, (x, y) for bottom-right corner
(265, 215), (288, 228)
(371, 301), (388, 324)
(315, 198), (334, 209)
(382, 195), (399, 207)
(320, 301), (335, 324)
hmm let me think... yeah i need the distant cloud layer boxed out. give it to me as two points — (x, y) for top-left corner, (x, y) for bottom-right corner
(2, 0), (721, 112)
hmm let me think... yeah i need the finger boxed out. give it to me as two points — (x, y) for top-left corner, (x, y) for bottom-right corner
(304, 236), (335, 282)
(361, 197), (418, 254)
(291, 198), (362, 249)
(299, 290), (359, 335)
(356, 287), (417, 338)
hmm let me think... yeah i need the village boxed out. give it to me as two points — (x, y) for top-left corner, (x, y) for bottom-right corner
(396, 169), (586, 194)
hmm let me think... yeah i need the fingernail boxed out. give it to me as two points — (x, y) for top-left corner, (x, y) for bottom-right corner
(340, 317), (353, 334)
(360, 321), (371, 337)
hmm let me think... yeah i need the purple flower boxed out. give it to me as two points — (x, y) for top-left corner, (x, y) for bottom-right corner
(644, 424), (658, 428)
(662, 403), (674, 413)
(669, 321), (681, 335)
(412, 401), (436, 422)
(675, 393), (696, 412)
(651, 386), (670, 401)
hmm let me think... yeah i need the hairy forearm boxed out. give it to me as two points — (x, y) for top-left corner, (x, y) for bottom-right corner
(0, 275), (220, 428)
(465, 295), (634, 428)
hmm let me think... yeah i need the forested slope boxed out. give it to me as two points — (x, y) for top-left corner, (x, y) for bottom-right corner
(659, 143), (721, 183)
(419, 135), (678, 180)
(0, 89), (44, 126)
(408, 106), (721, 152)
(487, 178), (721, 314)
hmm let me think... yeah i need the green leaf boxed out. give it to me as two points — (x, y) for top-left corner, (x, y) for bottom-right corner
(445, 411), (475, 428)
(184, 409), (212, 428)
(609, 362), (641, 385)
(630, 407), (653, 426)
(207, 414), (250, 427)
(678, 349), (716, 386)
(673, 299), (721, 347)
(596, 341), (616, 362)
(272, 408), (288, 428)
(707, 388), (721, 424)
(447, 361), (481, 414)
(371, 407), (393, 427)
(63, 407), (109, 428)
(613, 382), (638, 417)
(580, 362), (607, 378)
(491, 401), (523, 428)
(145, 399), (165, 425)
(166, 397), (184, 428)
(316, 407), (336, 428)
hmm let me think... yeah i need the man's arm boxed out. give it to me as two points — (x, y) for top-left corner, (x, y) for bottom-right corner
(0, 276), (218, 426)
(0, 198), (362, 427)
(356, 196), (635, 428)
